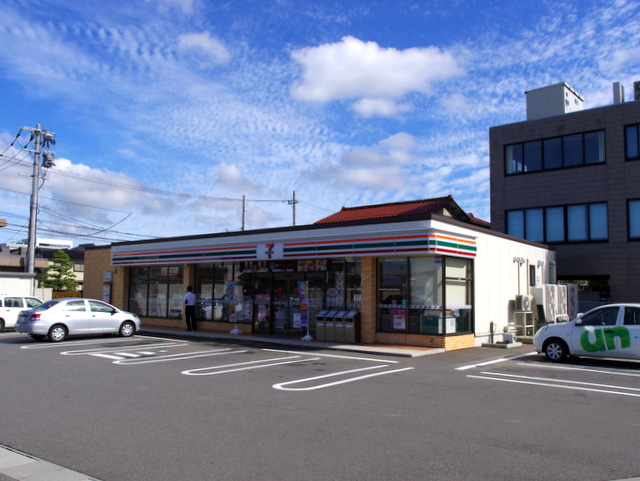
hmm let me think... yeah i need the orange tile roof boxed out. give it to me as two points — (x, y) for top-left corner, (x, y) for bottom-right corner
(315, 195), (461, 224)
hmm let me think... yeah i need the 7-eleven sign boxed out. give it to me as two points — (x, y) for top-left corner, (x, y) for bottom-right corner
(257, 242), (282, 260)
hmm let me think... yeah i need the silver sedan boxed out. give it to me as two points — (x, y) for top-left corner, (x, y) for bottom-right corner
(15, 298), (141, 342)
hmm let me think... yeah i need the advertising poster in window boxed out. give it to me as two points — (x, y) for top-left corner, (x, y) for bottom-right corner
(298, 281), (309, 327)
(393, 309), (406, 329)
(225, 282), (236, 323)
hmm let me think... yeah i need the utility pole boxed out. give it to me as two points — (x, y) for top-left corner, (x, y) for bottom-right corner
(22, 124), (56, 274)
(288, 190), (298, 226)
(242, 195), (246, 231)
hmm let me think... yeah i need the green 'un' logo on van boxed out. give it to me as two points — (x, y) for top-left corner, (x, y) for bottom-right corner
(580, 327), (630, 353)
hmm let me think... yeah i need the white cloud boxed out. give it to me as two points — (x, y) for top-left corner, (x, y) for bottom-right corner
(153, 0), (196, 14)
(290, 36), (463, 116)
(177, 32), (231, 65)
(217, 163), (262, 195)
(351, 98), (414, 117)
(600, 46), (640, 73)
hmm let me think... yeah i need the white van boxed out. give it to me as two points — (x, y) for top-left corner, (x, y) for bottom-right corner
(0, 296), (43, 330)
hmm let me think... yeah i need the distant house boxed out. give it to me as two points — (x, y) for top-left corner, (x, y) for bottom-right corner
(0, 238), (89, 297)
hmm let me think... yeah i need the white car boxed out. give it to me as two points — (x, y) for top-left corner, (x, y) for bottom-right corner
(0, 295), (43, 330)
(533, 303), (640, 362)
(15, 298), (141, 342)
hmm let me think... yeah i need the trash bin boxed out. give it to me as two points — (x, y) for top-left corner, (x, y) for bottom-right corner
(315, 310), (328, 341)
(344, 310), (361, 343)
(333, 310), (348, 342)
(324, 310), (337, 341)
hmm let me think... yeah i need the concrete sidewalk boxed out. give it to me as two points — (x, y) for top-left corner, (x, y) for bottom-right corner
(0, 444), (99, 481)
(138, 326), (443, 358)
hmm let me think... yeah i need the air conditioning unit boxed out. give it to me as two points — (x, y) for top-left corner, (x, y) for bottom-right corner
(515, 294), (533, 312)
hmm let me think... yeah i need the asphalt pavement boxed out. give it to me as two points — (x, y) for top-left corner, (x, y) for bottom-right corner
(0, 327), (442, 481)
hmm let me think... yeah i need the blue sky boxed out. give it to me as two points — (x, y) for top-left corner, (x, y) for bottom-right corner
(1, 0), (639, 246)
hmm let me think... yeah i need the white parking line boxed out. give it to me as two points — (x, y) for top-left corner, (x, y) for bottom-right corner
(21, 337), (148, 349)
(182, 355), (319, 376)
(273, 366), (415, 391)
(115, 348), (243, 365)
(455, 352), (537, 371)
(467, 371), (640, 398)
(60, 342), (187, 356)
(263, 348), (399, 363)
(516, 361), (640, 378)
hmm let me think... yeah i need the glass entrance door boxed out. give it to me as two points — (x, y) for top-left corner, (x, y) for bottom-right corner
(272, 274), (304, 336)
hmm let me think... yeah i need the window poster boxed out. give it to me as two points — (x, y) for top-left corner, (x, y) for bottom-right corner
(298, 281), (309, 327)
(393, 309), (406, 329)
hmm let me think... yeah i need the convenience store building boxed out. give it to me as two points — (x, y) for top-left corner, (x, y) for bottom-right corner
(84, 196), (555, 351)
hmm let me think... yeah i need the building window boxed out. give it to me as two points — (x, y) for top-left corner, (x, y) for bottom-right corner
(377, 256), (471, 335)
(128, 266), (183, 318)
(626, 124), (640, 161)
(628, 199), (640, 240)
(505, 130), (605, 174)
(507, 202), (608, 243)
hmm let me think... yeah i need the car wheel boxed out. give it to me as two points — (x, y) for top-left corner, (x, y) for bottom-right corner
(30, 334), (45, 341)
(544, 339), (568, 362)
(48, 324), (68, 342)
(0, 319), (4, 331)
(119, 321), (135, 337)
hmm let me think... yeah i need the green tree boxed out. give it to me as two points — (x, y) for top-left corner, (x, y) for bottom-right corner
(44, 250), (77, 292)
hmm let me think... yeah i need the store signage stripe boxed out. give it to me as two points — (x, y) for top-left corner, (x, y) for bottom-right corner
(113, 250), (257, 261)
(436, 241), (476, 252)
(112, 250), (256, 263)
(283, 234), (429, 247)
(112, 245), (258, 259)
(113, 255), (255, 266)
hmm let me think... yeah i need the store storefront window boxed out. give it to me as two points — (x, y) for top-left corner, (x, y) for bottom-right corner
(233, 263), (254, 323)
(195, 264), (214, 320)
(129, 267), (149, 317)
(326, 261), (346, 309)
(190, 260), (362, 332)
(346, 261), (362, 309)
(378, 256), (472, 335)
(378, 259), (409, 332)
(444, 258), (473, 333)
(128, 266), (183, 318)
(409, 257), (442, 334)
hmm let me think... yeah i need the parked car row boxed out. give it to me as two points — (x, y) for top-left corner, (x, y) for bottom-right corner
(1, 296), (140, 342)
(0, 295), (43, 331)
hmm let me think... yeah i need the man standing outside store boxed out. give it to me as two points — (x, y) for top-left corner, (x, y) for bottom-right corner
(183, 286), (197, 331)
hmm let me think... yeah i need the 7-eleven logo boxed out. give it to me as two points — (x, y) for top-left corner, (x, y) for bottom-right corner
(265, 243), (275, 259)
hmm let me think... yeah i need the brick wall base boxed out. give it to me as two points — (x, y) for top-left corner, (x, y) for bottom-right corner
(375, 332), (475, 351)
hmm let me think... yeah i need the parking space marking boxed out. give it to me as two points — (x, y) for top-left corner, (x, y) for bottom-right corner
(20, 336), (152, 350)
(263, 348), (400, 363)
(467, 371), (640, 398)
(455, 351), (537, 371)
(115, 348), (245, 365)
(182, 355), (319, 376)
(273, 365), (414, 391)
(60, 341), (187, 356)
(515, 361), (640, 378)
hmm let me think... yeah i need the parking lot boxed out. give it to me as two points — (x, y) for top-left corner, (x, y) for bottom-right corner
(18, 334), (415, 392)
(4, 331), (640, 481)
